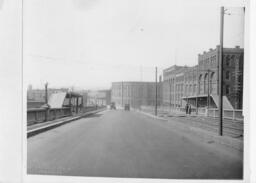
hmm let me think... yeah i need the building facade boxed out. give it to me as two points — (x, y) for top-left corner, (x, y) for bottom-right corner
(162, 45), (244, 109)
(111, 81), (162, 109)
(86, 90), (111, 106)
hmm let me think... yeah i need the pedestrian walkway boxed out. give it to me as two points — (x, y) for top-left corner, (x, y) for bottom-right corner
(168, 115), (243, 139)
(139, 108), (243, 139)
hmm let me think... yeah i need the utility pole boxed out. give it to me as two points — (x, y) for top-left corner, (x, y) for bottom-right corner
(44, 82), (49, 121)
(169, 78), (172, 108)
(207, 69), (210, 109)
(45, 82), (48, 105)
(155, 67), (158, 116)
(219, 6), (224, 136)
(196, 66), (199, 115)
(121, 81), (123, 108)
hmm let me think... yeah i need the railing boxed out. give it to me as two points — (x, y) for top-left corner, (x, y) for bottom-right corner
(140, 105), (243, 122)
(208, 108), (243, 121)
(27, 105), (106, 126)
(27, 107), (72, 125)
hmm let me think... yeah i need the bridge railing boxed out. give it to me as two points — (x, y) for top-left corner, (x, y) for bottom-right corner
(27, 105), (106, 126)
(27, 107), (71, 125)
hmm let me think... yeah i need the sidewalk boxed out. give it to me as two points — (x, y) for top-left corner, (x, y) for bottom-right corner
(136, 110), (243, 152)
(27, 108), (106, 138)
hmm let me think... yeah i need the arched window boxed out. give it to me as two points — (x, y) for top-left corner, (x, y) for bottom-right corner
(199, 74), (203, 94)
(189, 84), (192, 94)
(210, 72), (215, 93)
(204, 73), (208, 94)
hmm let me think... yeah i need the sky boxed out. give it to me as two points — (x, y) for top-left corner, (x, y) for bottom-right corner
(23, 0), (245, 90)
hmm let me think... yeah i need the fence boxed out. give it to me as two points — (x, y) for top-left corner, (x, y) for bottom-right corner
(207, 108), (243, 121)
(27, 107), (72, 125)
(140, 105), (243, 121)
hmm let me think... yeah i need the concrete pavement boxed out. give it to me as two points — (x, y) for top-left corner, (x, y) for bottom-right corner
(27, 110), (243, 179)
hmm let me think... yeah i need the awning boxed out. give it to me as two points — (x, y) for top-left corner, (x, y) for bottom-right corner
(211, 94), (233, 110)
(48, 92), (66, 108)
(65, 91), (82, 98)
(182, 94), (234, 110)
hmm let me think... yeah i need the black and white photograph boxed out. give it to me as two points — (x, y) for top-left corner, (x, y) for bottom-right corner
(1, 0), (256, 182)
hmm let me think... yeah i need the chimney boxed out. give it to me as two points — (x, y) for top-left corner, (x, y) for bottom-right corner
(235, 45), (240, 49)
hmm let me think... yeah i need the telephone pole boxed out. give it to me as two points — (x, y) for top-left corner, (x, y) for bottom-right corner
(155, 67), (158, 116)
(219, 7), (224, 136)
(207, 69), (210, 110)
(44, 82), (49, 121)
(45, 82), (48, 105)
(121, 81), (124, 108)
(169, 78), (172, 108)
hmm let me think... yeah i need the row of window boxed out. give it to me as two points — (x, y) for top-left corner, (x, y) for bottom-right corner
(199, 55), (218, 69)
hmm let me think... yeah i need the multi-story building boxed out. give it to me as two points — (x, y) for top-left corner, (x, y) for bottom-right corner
(111, 81), (162, 109)
(162, 45), (244, 109)
(163, 65), (191, 107)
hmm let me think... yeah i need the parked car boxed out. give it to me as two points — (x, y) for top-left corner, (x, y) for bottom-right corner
(110, 102), (116, 110)
(124, 104), (130, 111)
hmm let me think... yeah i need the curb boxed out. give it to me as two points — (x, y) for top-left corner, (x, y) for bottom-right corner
(137, 110), (243, 152)
(27, 109), (105, 138)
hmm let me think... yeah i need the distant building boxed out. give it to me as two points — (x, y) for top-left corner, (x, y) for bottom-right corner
(111, 81), (162, 109)
(28, 84), (32, 91)
(86, 90), (111, 106)
(162, 45), (244, 109)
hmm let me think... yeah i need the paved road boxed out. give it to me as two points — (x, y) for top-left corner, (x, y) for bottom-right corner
(27, 110), (243, 179)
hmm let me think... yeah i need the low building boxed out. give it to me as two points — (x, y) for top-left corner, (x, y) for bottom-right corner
(86, 90), (111, 106)
(111, 81), (162, 109)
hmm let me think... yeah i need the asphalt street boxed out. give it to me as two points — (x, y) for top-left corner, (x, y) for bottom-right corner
(27, 110), (243, 179)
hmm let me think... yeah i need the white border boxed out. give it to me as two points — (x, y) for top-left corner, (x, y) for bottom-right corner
(0, 0), (253, 182)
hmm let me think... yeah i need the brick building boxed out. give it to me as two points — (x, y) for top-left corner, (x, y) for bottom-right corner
(162, 45), (244, 110)
(111, 81), (162, 109)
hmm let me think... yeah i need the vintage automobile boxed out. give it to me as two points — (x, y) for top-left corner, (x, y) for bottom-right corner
(110, 102), (116, 110)
(124, 104), (130, 111)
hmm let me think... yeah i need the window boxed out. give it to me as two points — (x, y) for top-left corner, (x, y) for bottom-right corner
(226, 71), (230, 80)
(226, 85), (230, 95)
(226, 56), (231, 66)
